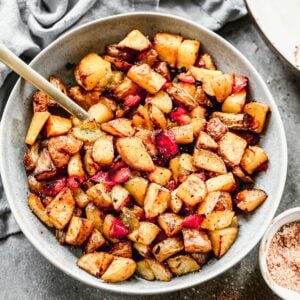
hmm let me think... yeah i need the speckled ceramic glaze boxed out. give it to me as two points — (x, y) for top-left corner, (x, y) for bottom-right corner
(0, 13), (287, 295)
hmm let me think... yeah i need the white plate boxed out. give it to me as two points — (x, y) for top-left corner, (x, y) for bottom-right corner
(246, 0), (300, 73)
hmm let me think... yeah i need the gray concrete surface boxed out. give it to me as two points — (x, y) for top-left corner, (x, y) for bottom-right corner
(1, 15), (299, 299)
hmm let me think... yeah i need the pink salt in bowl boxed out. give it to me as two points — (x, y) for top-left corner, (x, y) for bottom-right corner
(259, 207), (300, 300)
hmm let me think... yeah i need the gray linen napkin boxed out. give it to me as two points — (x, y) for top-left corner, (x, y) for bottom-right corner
(0, 0), (247, 239)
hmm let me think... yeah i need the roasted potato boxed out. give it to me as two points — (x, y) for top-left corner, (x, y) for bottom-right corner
(235, 189), (267, 212)
(149, 104), (167, 129)
(169, 154), (196, 183)
(33, 148), (56, 180)
(114, 77), (140, 99)
(244, 102), (269, 133)
(192, 118), (207, 137)
(148, 166), (172, 186)
(132, 105), (153, 130)
(69, 86), (101, 110)
(240, 146), (268, 174)
(222, 89), (247, 113)
(23, 142), (40, 171)
(110, 241), (132, 258)
(85, 203), (103, 231)
(206, 172), (236, 193)
(197, 53), (216, 70)
(135, 129), (157, 156)
(170, 189), (183, 213)
(144, 259), (172, 281)
(111, 184), (130, 211)
(195, 131), (218, 150)
(92, 136), (114, 166)
(45, 115), (72, 138)
(201, 210), (235, 231)
(152, 237), (184, 262)
(83, 149), (100, 176)
(157, 213), (183, 237)
(167, 255), (200, 276)
(85, 228), (106, 253)
(190, 66), (222, 82)
(206, 117), (228, 141)
(170, 124), (194, 144)
(211, 112), (246, 130)
(232, 165), (254, 183)
(118, 29), (151, 51)
(88, 102), (114, 124)
(210, 74), (234, 102)
(124, 176), (148, 206)
(86, 183), (112, 208)
(101, 118), (135, 137)
(148, 91), (173, 113)
(177, 39), (200, 69)
(72, 120), (104, 143)
(182, 228), (212, 253)
(136, 259), (155, 281)
(68, 153), (85, 178)
(102, 214), (118, 243)
(128, 221), (160, 245)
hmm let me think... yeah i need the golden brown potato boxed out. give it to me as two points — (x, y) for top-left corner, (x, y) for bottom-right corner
(197, 53), (216, 70)
(77, 252), (114, 276)
(244, 102), (269, 133)
(149, 104), (167, 129)
(170, 189), (183, 213)
(106, 70), (124, 90)
(192, 118), (207, 137)
(110, 241), (132, 258)
(68, 153), (85, 178)
(167, 255), (200, 276)
(190, 252), (211, 266)
(176, 174), (207, 206)
(209, 227), (238, 257)
(46, 188), (75, 229)
(232, 165), (254, 183)
(69, 86), (101, 110)
(111, 184), (130, 211)
(170, 124), (194, 144)
(193, 149), (227, 174)
(128, 221), (160, 245)
(92, 136), (114, 166)
(135, 129), (157, 156)
(101, 256), (136, 283)
(133, 242), (152, 258)
(182, 228), (212, 253)
(127, 64), (166, 94)
(144, 183), (171, 218)
(136, 260), (155, 281)
(222, 89), (247, 113)
(83, 149), (100, 176)
(102, 214), (118, 243)
(101, 118), (135, 137)
(85, 228), (106, 253)
(88, 103), (114, 124)
(124, 176), (149, 206)
(148, 166), (172, 186)
(145, 259), (172, 281)
(177, 39), (200, 69)
(206, 117), (228, 141)
(28, 193), (53, 227)
(191, 106), (207, 119)
(210, 74), (234, 102)
(157, 213), (183, 237)
(120, 207), (140, 231)
(27, 175), (43, 194)
(86, 183), (112, 208)
(116, 137), (155, 172)
(201, 211), (234, 231)
(33, 148), (56, 180)
(75, 53), (112, 91)
(240, 146), (268, 174)
(152, 237), (184, 262)
(218, 132), (247, 166)
(195, 131), (218, 150)
(25, 111), (50, 145)
(153, 33), (183, 67)
(114, 77), (140, 99)
(23, 142), (40, 171)
(72, 120), (104, 143)
(235, 189), (267, 212)
(45, 115), (72, 138)
(148, 91), (173, 113)
(65, 216), (94, 246)
(118, 29), (151, 51)
(85, 203), (103, 231)
(206, 172), (236, 193)
(190, 67), (222, 82)
(211, 112), (246, 130)
(169, 154), (196, 183)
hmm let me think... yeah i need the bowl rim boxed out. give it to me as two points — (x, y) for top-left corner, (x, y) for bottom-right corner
(259, 207), (300, 299)
(0, 11), (288, 295)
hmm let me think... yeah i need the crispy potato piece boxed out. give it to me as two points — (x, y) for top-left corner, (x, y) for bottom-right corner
(85, 203), (103, 231)
(218, 132), (247, 166)
(136, 260), (155, 281)
(92, 136), (114, 166)
(211, 112), (246, 130)
(206, 172), (236, 193)
(138, 48), (159, 66)
(148, 166), (172, 186)
(210, 74), (234, 102)
(209, 227), (238, 257)
(27, 175), (43, 194)
(170, 189), (183, 213)
(118, 29), (151, 51)
(101, 256), (136, 283)
(169, 154), (196, 183)
(24, 142), (40, 171)
(133, 242), (152, 258)
(232, 165), (254, 183)
(177, 39), (200, 69)
(46, 188), (75, 229)
(193, 149), (227, 174)
(114, 77), (140, 99)
(128, 221), (160, 245)
(85, 228), (106, 253)
(244, 102), (269, 133)
(148, 91), (173, 113)
(153, 33), (183, 67)
(25, 111), (50, 145)
(132, 105), (153, 130)
(77, 252), (114, 276)
(149, 104), (167, 129)
(196, 131), (218, 150)
(166, 83), (198, 110)
(192, 118), (207, 137)
(72, 120), (105, 143)
(152, 237), (184, 262)
(144, 183), (171, 218)
(206, 117), (228, 141)
(28, 193), (53, 227)
(86, 183), (112, 208)
(116, 137), (155, 172)
(128, 64), (166, 94)
(197, 53), (216, 70)
(157, 213), (183, 237)
(33, 148), (56, 180)
(190, 67), (222, 82)
(69, 86), (101, 110)
(68, 153), (85, 178)
(182, 228), (212, 253)
(65, 216), (94, 246)
(235, 189), (267, 212)
(88, 103), (114, 124)
(101, 118), (135, 137)
(124, 176), (148, 206)
(201, 211), (234, 231)
(102, 214), (118, 243)
(167, 255), (200, 275)
(110, 241), (132, 258)
(111, 184), (130, 211)
(75, 53), (112, 90)
(240, 146), (268, 174)
(83, 149), (100, 176)
(170, 124), (194, 144)
(45, 115), (72, 138)
(191, 106), (207, 119)
(190, 252), (211, 266)
(222, 89), (247, 113)
(145, 258), (172, 281)
(176, 174), (207, 206)
(135, 129), (157, 156)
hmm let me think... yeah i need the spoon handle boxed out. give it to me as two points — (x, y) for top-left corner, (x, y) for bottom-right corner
(0, 43), (91, 121)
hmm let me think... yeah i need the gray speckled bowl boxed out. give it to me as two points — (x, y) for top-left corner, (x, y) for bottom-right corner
(0, 12), (287, 295)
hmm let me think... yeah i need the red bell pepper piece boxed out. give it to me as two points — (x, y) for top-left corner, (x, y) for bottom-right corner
(177, 73), (196, 84)
(170, 107), (191, 125)
(183, 214), (204, 229)
(43, 177), (67, 197)
(111, 167), (131, 184)
(155, 130), (179, 159)
(232, 75), (248, 94)
(67, 175), (85, 189)
(124, 95), (141, 107)
(90, 171), (115, 186)
(109, 218), (130, 239)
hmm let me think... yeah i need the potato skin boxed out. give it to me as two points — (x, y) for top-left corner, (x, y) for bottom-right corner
(152, 237), (184, 262)
(182, 228), (212, 253)
(235, 189), (267, 212)
(167, 255), (200, 275)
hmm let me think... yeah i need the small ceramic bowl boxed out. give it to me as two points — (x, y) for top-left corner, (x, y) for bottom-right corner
(259, 207), (300, 300)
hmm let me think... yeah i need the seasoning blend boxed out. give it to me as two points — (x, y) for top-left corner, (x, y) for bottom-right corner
(266, 221), (300, 294)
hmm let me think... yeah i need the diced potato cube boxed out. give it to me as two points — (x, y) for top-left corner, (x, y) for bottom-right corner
(68, 153), (85, 178)
(86, 183), (112, 208)
(33, 148), (56, 180)
(118, 29), (151, 51)
(167, 255), (200, 275)
(92, 136), (114, 166)
(128, 221), (160, 245)
(192, 118), (207, 137)
(102, 214), (118, 243)
(152, 237), (184, 262)
(135, 129), (157, 156)
(211, 74), (234, 102)
(88, 102), (114, 124)
(110, 241), (132, 258)
(201, 211), (234, 231)
(177, 39), (200, 69)
(136, 260), (155, 281)
(111, 184), (130, 211)
(124, 176), (149, 206)
(211, 112), (245, 130)
(85, 203), (103, 231)
(182, 228), (212, 253)
(23, 142), (40, 171)
(157, 213), (183, 237)
(72, 120), (104, 143)
(149, 104), (167, 129)
(149, 91), (173, 113)
(101, 118), (135, 137)
(232, 165), (254, 183)
(191, 106), (207, 119)
(197, 53), (216, 70)
(244, 102), (269, 133)
(240, 146), (268, 174)
(170, 124), (194, 144)
(170, 189), (183, 213)
(114, 77), (140, 99)
(133, 242), (152, 258)
(222, 89), (247, 113)
(195, 131), (218, 150)
(190, 67), (222, 82)
(148, 166), (172, 186)
(45, 115), (72, 138)
(83, 149), (100, 176)
(85, 228), (106, 253)
(169, 154), (196, 183)
(206, 172), (236, 193)
(145, 258), (172, 281)
(235, 189), (267, 212)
